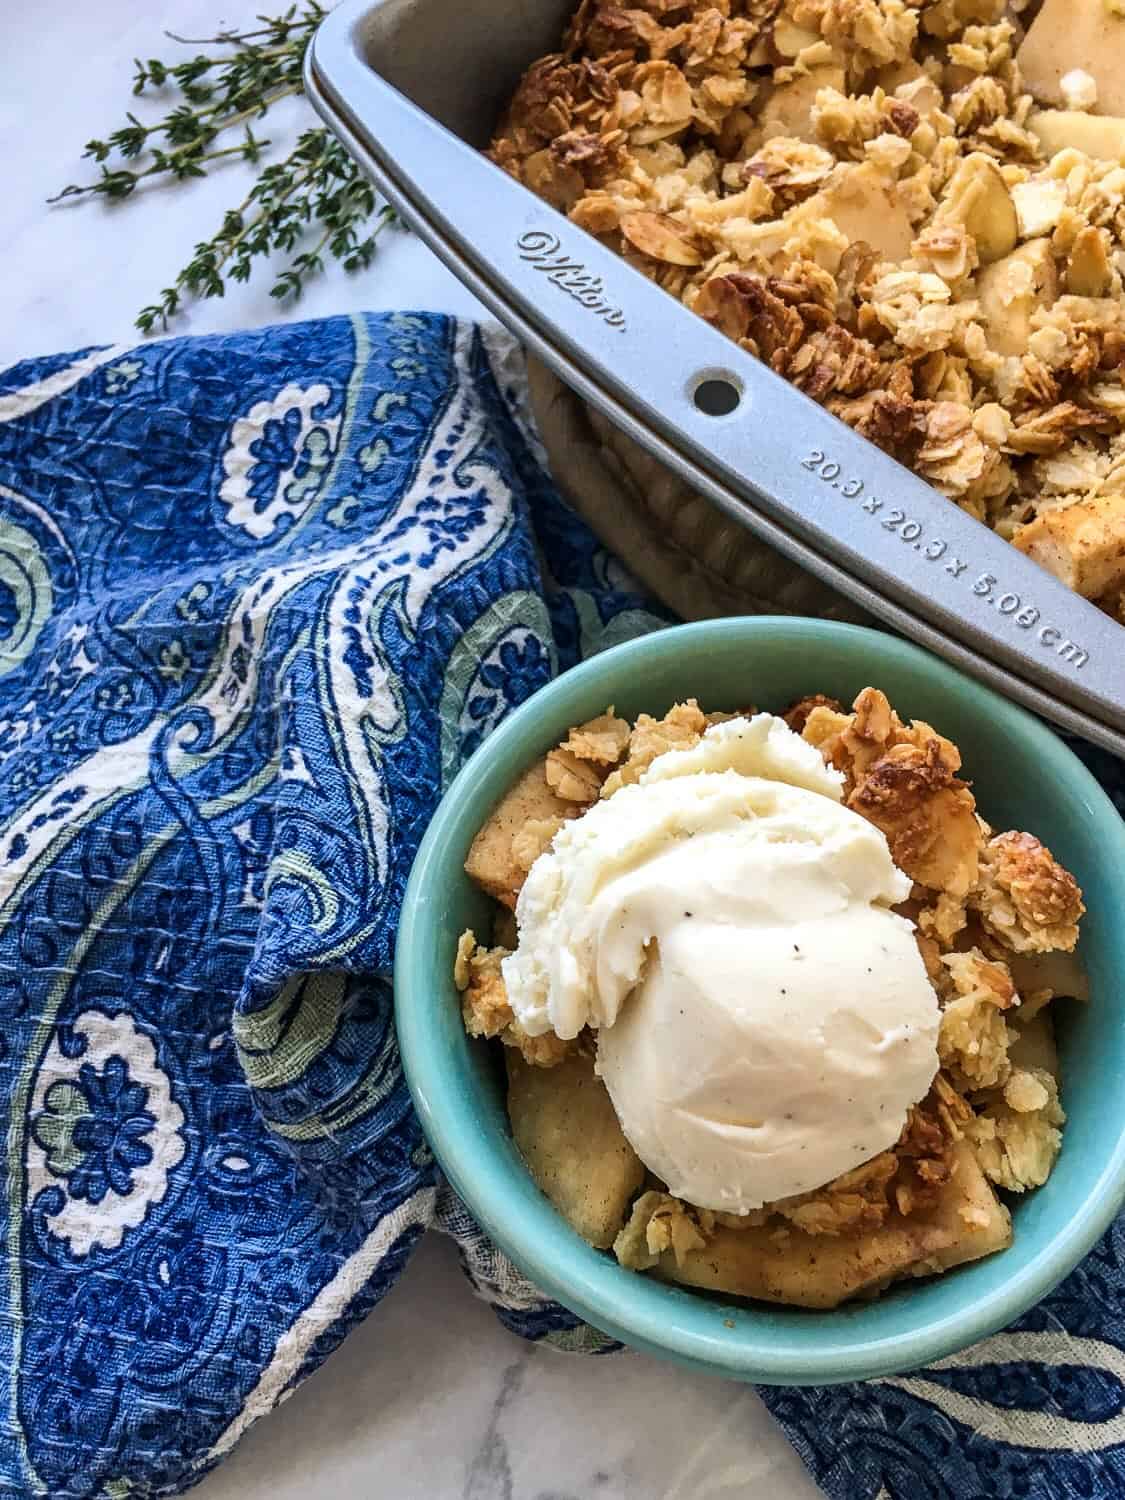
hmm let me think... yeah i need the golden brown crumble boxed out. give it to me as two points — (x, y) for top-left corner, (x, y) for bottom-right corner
(614, 1190), (716, 1269)
(545, 746), (605, 802)
(770, 1148), (899, 1235)
(893, 1088), (963, 1215)
(782, 691), (845, 732)
(490, 0), (1125, 615)
(802, 686), (982, 897)
(916, 888), (969, 947)
(560, 708), (632, 764)
(546, 709), (633, 801)
(611, 1079), (966, 1260)
(963, 1065), (1065, 1190)
(455, 930), (572, 1067)
(601, 698), (709, 794)
(937, 946), (1018, 1089)
(801, 689), (1087, 959)
(972, 829), (1086, 951)
(539, 710), (632, 801)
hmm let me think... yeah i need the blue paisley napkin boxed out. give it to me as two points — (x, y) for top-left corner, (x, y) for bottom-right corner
(0, 312), (1123, 1500)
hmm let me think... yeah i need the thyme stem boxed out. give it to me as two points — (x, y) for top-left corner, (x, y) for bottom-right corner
(52, 2), (399, 332)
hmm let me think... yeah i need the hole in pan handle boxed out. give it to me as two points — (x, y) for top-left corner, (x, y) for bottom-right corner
(691, 374), (743, 418)
(308, 8), (1125, 745)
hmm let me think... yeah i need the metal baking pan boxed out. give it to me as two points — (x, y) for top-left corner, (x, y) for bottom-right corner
(307, 0), (1125, 757)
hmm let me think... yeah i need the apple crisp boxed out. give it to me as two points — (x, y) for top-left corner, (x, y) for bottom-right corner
(489, 0), (1125, 623)
(455, 687), (1086, 1308)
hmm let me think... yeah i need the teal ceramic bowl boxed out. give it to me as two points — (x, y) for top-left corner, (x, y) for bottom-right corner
(395, 618), (1125, 1384)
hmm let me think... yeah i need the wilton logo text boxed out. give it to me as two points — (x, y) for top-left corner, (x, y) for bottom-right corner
(516, 230), (627, 331)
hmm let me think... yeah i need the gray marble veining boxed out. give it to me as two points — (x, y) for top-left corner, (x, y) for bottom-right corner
(193, 1236), (821, 1500)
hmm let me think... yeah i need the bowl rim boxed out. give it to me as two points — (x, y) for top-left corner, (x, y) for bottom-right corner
(395, 617), (1125, 1383)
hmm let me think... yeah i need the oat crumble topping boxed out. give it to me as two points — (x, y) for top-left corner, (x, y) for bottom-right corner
(491, 0), (1125, 622)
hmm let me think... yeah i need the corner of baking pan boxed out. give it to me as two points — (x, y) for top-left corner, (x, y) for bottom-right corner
(306, 0), (1125, 761)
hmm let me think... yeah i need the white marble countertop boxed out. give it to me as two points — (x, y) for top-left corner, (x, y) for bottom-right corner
(0, 4), (823, 1495)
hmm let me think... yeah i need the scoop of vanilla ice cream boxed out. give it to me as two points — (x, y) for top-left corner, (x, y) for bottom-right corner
(597, 899), (935, 1211)
(502, 713), (940, 1213)
(503, 715), (846, 1039)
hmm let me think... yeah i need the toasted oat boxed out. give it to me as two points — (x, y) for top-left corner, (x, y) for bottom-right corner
(771, 1151), (898, 1236)
(1003, 1067), (1052, 1113)
(782, 692), (845, 734)
(456, 931), (571, 1067)
(744, 136), (836, 195)
(892, 1090), (961, 1217)
(559, 709), (632, 766)
(453, 929), (477, 993)
(965, 1067), (1065, 1192)
(456, 931), (513, 1033)
(937, 948), (1017, 1091)
(601, 698), (708, 795)
(545, 746), (604, 803)
(613, 1190), (715, 1270)
(917, 889), (968, 948)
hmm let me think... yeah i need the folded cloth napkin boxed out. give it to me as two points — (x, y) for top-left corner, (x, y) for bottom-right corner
(0, 313), (1122, 1500)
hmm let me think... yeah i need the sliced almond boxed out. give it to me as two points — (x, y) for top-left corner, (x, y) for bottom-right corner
(522, 149), (584, 212)
(620, 211), (705, 266)
(808, 163), (916, 262)
(935, 152), (1018, 264)
(636, 61), (693, 127)
(1067, 225), (1113, 296)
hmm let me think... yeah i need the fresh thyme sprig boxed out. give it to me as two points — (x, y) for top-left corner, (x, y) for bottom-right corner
(50, 3), (399, 333)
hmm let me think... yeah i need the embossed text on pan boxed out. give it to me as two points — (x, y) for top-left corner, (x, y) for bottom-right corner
(799, 450), (1090, 672)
